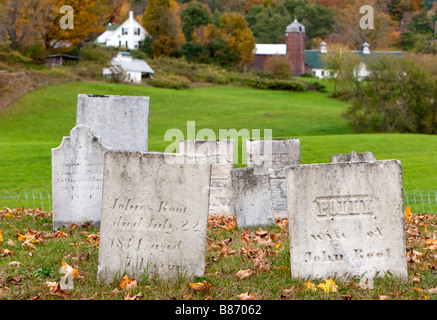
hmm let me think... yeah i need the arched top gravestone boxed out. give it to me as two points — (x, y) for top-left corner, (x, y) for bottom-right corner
(51, 125), (111, 229)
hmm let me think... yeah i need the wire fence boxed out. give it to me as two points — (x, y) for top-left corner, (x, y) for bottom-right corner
(404, 191), (437, 215)
(0, 191), (52, 212)
(0, 190), (436, 214)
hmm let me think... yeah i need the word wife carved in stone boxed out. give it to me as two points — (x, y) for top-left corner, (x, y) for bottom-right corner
(97, 151), (211, 283)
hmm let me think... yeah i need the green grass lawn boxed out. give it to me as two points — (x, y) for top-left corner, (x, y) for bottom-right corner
(0, 81), (436, 195)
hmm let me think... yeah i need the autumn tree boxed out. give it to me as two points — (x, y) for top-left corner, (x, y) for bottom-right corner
(333, 0), (397, 50)
(181, 2), (212, 41)
(343, 53), (437, 134)
(143, 0), (185, 57)
(218, 12), (255, 66)
(265, 55), (292, 80)
(321, 44), (363, 96)
(246, 3), (291, 43)
(44, 0), (110, 49)
(184, 23), (237, 67)
(107, 0), (131, 23)
(0, 0), (56, 50)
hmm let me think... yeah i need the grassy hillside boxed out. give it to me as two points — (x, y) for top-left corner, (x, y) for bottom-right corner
(0, 81), (436, 195)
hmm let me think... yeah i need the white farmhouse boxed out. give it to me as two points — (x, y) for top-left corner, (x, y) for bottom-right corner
(102, 52), (155, 84)
(95, 11), (148, 50)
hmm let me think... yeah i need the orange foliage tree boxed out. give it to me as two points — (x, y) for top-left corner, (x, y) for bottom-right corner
(44, 0), (109, 49)
(143, 0), (185, 57)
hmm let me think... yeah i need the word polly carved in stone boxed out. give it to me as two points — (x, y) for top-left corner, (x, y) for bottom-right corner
(313, 195), (375, 217)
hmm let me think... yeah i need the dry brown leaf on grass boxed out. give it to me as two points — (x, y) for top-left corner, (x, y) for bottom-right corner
(303, 281), (318, 292)
(317, 279), (338, 293)
(405, 206), (412, 223)
(282, 287), (295, 294)
(60, 259), (80, 279)
(46, 282), (69, 298)
(43, 230), (68, 238)
(1, 248), (13, 256)
(0, 228), (3, 242)
(182, 293), (192, 300)
(428, 288), (437, 294)
(85, 233), (100, 248)
(238, 292), (257, 300)
(119, 275), (138, 291)
(253, 236), (274, 247)
(189, 281), (212, 292)
(235, 269), (253, 280)
(255, 228), (268, 237)
(124, 292), (143, 300)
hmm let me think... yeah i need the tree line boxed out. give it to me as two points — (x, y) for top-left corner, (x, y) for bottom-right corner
(1, 1), (436, 61)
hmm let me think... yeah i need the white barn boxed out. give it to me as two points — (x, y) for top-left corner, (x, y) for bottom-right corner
(95, 11), (148, 50)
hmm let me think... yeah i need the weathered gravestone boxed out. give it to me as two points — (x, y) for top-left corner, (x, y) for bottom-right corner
(231, 166), (274, 228)
(76, 94), (149, 152)
(97, 151), (211, 283)
(179, 140), (234, 216)
(246, 139), (300, 218)
(51, 125), (111, 229)
(330, 150), (376, 163)
(286, 159), (408, 281)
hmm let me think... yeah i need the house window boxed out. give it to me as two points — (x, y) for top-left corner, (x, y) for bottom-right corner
(122, 28), (128, 35)
(134, 28), (140, 35)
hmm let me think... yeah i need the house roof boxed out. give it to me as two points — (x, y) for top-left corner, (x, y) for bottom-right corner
(304, 50), (403, 69)
(106, 24), (119, 31)
(254, 44), (286, 55)
(45, 54), (80, 60)
(286, 18), (305, 33)
(304, 50), (324, 69)
(111, 57), (155, 74)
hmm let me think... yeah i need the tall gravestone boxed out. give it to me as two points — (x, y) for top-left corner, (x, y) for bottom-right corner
(231, 166), (274, 228)
(51, 125), (111, 229)
(286, 158), (408, 281)
(246, 139), (300, 218)
(179, 140), (234, 216)
(76, 94), (149, 152)
(97, 151), (211, 283)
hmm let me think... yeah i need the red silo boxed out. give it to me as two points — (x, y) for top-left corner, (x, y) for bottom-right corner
(285, 19), (306, 76)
